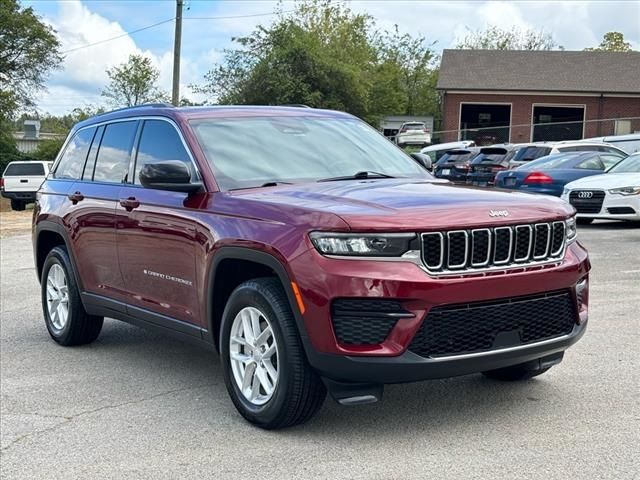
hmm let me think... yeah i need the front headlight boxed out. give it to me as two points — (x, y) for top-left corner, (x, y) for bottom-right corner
(608, 186), (640, 196)
(566, 216), (577, 243)
(562, 188), (570, 197)
(310, 232), (415, 257)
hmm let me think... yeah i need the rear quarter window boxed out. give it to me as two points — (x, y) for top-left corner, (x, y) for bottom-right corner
(3, 163), (45, 176)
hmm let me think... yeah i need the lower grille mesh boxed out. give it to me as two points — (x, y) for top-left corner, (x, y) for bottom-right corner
(409, 290), (577, 357)
(331, 299), (411, 346)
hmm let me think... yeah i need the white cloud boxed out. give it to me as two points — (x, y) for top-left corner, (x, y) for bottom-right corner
(34, 0), (640, 114)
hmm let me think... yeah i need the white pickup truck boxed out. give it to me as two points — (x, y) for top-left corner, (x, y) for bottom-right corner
(1, 161), (52, 211)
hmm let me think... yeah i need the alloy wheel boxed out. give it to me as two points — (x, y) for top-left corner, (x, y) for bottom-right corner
(46, 263), (69, 332)
(229, 306), (279, 406)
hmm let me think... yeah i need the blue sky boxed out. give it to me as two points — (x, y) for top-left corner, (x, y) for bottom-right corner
(23, 0), (640, 114)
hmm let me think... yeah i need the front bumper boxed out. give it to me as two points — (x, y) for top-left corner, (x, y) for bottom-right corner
(290, 241), (590, 383)
(306, 320), (586, 383)
(561, 191), (640, 221)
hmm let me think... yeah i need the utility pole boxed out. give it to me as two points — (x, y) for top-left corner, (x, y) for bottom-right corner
(171, 0), (183, 106)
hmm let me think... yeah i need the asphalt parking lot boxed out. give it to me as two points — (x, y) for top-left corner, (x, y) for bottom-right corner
(1, 221), (639, 479)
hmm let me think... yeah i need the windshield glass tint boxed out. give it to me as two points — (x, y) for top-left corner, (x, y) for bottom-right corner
(438, 151), (477, 164)
(608, 154), (640, 173)
(513, 146), (552, 161)
(190, 116), (429, 190)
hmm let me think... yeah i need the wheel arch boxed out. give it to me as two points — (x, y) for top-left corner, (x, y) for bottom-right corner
(206, 247), (309, 352)
(34, 221), (82, 289)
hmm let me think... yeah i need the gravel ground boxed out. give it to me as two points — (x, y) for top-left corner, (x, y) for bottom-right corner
(1, 221), (639, 479)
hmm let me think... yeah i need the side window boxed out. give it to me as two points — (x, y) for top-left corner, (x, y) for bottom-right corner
(134, 120), (194, 184)
(54, 127), (96, 179)
(600, 154), (624, 170)
(82, 125), (104, 181)
(93, 121), (138, 184)
(576, 157), (604, 170)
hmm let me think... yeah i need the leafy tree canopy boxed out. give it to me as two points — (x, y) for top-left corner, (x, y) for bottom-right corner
(101, 54), (168, 107)
(585, 32), (634, 52)
(191, 0), (439, 125)
(0, 0), (62, 120)
(456, 26), (560, 50)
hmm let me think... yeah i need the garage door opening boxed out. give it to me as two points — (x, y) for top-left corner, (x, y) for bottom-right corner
(532, 105), (584, 142)
(459, 104), (511, 144)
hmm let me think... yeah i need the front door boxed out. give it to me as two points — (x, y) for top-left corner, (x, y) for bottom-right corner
(116, 119), (203, 327)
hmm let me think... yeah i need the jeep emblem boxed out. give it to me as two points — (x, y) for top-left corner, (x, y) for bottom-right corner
(489, 210), (509, 217)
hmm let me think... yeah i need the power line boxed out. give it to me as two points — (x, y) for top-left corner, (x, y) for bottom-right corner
(59, 9), (294, 55)
(61, 18), (175, 54)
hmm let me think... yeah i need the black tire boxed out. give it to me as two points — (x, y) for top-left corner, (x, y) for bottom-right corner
(41, 246), (103, 346)
(220, 278), (326, 429)
(482, 365), (551, 381)
(577, 218), (594, 225)
(10, 199), (25, 211)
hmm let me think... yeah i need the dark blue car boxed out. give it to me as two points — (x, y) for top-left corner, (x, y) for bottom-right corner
(494, 151), (627, 196)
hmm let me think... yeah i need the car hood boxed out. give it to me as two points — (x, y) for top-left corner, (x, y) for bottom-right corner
(228, 179), (573, 230)
(565, 172), (640, 190)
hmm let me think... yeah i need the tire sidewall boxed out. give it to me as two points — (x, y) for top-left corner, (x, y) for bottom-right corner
(41, 247), (77, 343)
(220, 283), (294, 426)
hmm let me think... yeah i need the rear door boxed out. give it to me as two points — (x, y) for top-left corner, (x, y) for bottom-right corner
(116, 118), (203, 328)
(64, 120), (139, 302)
(2, 162), (46, 192)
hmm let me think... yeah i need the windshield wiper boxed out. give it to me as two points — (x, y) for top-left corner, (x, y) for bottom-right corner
(317, 171), (395, 182)
(229, 181), (292, 191)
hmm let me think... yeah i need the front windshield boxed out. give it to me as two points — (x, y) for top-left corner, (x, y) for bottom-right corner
(190, 116), (430, 190)
(608, 154), (640, 173)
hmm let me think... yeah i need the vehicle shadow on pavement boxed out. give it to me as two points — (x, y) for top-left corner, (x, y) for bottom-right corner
(92, 320), (565, 436)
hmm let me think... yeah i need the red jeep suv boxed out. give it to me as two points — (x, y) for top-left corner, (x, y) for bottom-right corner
(33, 105), (590, 429)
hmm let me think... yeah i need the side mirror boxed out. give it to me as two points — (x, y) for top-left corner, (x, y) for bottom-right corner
(410, 153), (433, 171)
(139, 161), (202, 193)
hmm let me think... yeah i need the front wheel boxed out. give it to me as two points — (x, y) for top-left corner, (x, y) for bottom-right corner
(220, 278), (326, 429)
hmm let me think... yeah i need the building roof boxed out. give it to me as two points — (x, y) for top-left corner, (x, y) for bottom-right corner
(437, 49), (640, 94)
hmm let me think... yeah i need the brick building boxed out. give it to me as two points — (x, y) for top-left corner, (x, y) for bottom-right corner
(437, 50), (640, 144)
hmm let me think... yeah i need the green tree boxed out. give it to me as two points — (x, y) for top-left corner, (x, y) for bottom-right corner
(193, 1), (438, 125)
(585, 32), (634, 52)
(0, 0), (62, 119)
(31, 137), (64, 161)
(101, 54), (167, 107)
(456, 26), (560, 50)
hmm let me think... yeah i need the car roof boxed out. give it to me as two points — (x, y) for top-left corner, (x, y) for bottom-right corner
(74, 104), (353, 130)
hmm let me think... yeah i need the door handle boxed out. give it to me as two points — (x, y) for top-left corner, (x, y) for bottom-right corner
(119, 197), (140, 211)
(68, 191), (84, 204)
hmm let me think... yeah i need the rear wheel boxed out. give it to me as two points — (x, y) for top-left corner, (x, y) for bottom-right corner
(10, 199), (25, 211)
(41, 246), (103, 346)
(220, 278), (326, 429)
(577, 218), (594, 225)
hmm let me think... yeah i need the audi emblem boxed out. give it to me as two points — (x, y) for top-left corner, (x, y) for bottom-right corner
(577, 191), (593, 199)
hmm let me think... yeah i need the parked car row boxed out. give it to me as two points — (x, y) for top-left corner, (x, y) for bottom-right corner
(432, 141), (629, 186)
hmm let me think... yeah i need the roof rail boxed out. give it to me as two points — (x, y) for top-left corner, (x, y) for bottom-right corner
(280, 104), (312, 108)
(94, 102), (174, 118)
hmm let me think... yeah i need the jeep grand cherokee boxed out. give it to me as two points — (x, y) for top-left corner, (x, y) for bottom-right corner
(33, 104), (590, 429)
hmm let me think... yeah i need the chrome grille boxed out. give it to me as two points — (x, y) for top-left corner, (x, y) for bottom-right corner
(421, 221), (566, 275)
